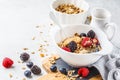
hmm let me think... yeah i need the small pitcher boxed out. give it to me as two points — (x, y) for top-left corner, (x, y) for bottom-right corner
(90, 7), (120, 48)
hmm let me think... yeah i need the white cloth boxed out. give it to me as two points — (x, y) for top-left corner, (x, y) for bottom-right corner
(93, 46), (120, 80)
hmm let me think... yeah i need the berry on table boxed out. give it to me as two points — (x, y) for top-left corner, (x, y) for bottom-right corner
(26, 62), (34, 68)
(87, 30), (96, 39)
(50, 65), (57, 72)
(59, 67), (67, 75)
(62, 47), (71, 52)
(81, 37), (92, 47)
(67, 41), (77, 52)
(78, 67), (89, 77)
(31, 65), (41, 75)
(80, 33), (86, 37)
(20, 52), (30, 62)
(2, 57), (14, 68)
(24, 70), (31, 77)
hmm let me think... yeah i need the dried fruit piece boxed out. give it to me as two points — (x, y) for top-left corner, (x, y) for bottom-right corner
(20, 53), (30, 62)
(78, 67), (89, 77)
(2, 57), (14, 68)
(31, 65), (41, 75)
(62, 47), (71, 52)
(40, 53), (45, 57)
(81, 37), (92, 47)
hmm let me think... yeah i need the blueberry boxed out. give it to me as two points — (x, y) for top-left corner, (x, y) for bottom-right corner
(67, 41), (77, 52)
(87, 30), (96, 39)
(24, 70), (31, 77)
(31, 65), (41, 75)
(80, 33), (86, 37)
(59, 68), (67, 75)
(20, 52), (30, 62)
(50, 65), (57, 72)
(26, 62), (34, 68)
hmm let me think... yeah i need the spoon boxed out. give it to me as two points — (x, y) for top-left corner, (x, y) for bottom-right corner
(49, 12), (66, 38)
(49, 12), (62, 28)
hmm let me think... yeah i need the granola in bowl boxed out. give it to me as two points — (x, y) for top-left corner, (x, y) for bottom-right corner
(58, 30), (102, 54)
(55, 4), (84, 14)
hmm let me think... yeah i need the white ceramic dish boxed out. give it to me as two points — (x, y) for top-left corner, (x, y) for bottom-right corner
(51, 0), (89, 25)
(51, 24), (113, 67)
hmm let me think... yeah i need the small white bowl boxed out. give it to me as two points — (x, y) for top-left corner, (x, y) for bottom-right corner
(51, 0), (89, 25)
(51, 24), (113, 67)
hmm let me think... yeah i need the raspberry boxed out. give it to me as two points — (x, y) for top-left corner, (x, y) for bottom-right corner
(2, 57), (14, 68)
(81, 37), (92, 47)
(78, 67), (89, 77)
(62, 47), (71, 52)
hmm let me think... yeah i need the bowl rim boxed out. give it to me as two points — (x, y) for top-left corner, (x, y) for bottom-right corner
(52, 24), (113, 56)
(50, 0), (89, 16)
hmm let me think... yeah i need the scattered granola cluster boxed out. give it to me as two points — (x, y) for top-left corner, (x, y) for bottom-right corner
(58, 30), (102, 54)
(1, 24), (54, 79)
(55, 4), (84, 14)
(48, 55), (59, 64)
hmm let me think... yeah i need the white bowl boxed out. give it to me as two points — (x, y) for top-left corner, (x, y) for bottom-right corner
(51, 0), (89, 25)
(51, 24), (113, 67)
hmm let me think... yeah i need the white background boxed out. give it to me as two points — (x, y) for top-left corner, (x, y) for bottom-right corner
(0, 0), (119, 80)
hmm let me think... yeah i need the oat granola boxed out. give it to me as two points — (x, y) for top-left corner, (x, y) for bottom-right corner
(55, 4), (84, 14)
(58, 30), (102, 54)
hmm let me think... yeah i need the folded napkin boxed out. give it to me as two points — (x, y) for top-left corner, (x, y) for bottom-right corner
(92, 46), (120, 80)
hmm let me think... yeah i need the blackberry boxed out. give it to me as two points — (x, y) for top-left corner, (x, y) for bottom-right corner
(87, 30), (96, 39)
(67, 41), (77, 52)
(20, 52), (30, 62)
(31, 65), (41, 75)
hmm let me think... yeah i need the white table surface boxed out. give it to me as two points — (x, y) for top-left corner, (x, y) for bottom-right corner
(0, 0), (119, 80)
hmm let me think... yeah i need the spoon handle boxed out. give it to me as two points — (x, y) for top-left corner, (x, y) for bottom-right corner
(49, 12), (67, 39)
(49, 12), (62, 29)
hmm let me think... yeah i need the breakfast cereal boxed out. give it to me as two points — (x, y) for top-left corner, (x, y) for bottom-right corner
(58, 30), (102, 54)
(55, 4), (84, 14)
